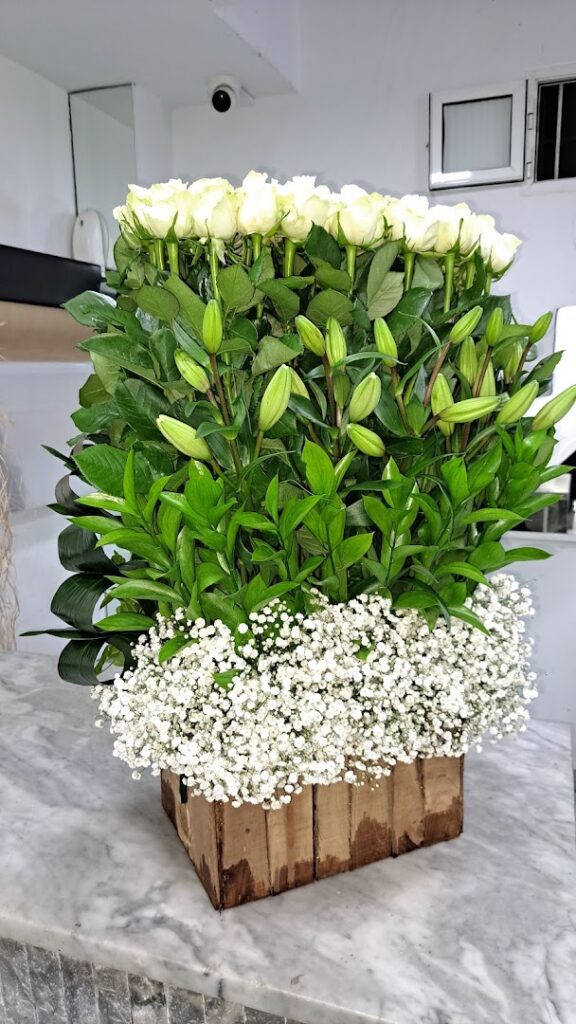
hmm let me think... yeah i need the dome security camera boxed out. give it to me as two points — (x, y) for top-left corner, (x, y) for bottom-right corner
(209, 77), (238, 113)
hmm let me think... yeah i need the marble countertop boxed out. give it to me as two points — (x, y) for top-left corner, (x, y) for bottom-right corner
(1, 651), (575, 1024)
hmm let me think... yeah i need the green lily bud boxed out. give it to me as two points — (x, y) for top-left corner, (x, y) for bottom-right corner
(503, 341), (523, 384)
(289, 368), (309, 398)
(532, 385), (576, 431)
(156, 415), (211, 461)
(530, 311), (553, 344)
(174, 350), (211, 393)
(449, 305), (482, 345)
(438, 396), (500, 424)
(258, 365), (292, 431)
(295, 315), (325, 357)
(326, 317), (347, 367)
(479, 360), (496, 398)
(458, 337), (478, 386)
(349, 372), (382, 422)
(346, 423), (386, 457)
(431, 373), (454, 437)
(496, 381), (539, 425)
(202, 299), (223, 354)
(374, 318), (398, 367)
(485, 307), (504, 347)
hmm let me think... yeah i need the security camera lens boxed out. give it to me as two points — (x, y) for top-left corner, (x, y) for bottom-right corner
(212, 88), (232, 113)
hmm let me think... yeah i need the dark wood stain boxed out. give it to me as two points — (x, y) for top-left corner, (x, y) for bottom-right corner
(221, 858), (269, 908)
(350, 814), (392, 868)
(423, 797), (464, 845)
(160, 770), (177, 828)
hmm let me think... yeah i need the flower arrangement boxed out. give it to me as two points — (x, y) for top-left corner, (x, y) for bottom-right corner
(37, 171), (576, 808)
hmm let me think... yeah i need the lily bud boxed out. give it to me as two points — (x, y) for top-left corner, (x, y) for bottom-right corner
(346, 423), (386, 457)
(530, 311), (553, 344)
(326, 317), (347, 367)
(458, 337), (478, 386)
(295, 315), (325, 357)
(485, 307), (504, 347)
(349, 372), (382, 422)
(449, 305), (482, 345)
(289, 368), (309, 398)
(258, 365), (292, 431)
(496, 381), (539, 425)
(431, 373), (454, 437)
(202, 299), (223, 354)
(503, 341), (523, 384)
(156, 415), (211, 461)
(374, 318), (397, 367)
(175, 350), (211, 393)
(479, 360), (496, 398)
(532, 385), (576, 431)
(438, 396), (500, 424)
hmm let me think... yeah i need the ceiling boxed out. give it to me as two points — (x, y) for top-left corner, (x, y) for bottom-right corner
(0, 0), (297, 108)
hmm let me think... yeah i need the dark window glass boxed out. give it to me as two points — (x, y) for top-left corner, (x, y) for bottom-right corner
(559, 81), (576, 178)
(536, 83), (559, 181)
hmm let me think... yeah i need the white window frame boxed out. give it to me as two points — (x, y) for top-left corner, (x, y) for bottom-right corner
(429, 81), (527, 190)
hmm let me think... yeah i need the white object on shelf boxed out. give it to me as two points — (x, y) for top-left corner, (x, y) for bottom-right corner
(72, 209), (108, 271)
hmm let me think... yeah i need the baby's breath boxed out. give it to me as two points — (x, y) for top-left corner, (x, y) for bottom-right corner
(95, 574), (536, 809)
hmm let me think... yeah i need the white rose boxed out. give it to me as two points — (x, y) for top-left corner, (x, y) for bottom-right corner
(428, 203), (472, 254)
(384, 196), (437, 252)
(326, 185), (384, 247)
(123, 180), (194, 239)
(278, 176), (335, 242)
(237, 171), (279, 235)
(479, 221), (521, 272)
(188, 178), (237, 240)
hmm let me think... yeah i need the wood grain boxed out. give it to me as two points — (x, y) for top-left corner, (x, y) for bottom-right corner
(392, 761), (425, 855)
(350, 776), (393, 869)
(314, 781), (351, 879)
(267, 789), (314, 893)
(218, 801), (270, 909)
(422, 756), (464, 844)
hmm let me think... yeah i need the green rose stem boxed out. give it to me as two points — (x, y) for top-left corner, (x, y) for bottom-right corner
(208, 241), (220, 302)
(208, 353), (242, 474)
(345, 245), (357, 292)
(485, 270), (493, 293)
(252, 233), (263, 262)
(153, 239), (165, 271)
(443, 252), (455, 312)
(465, 260), (475, 289)
(166, 241), (180, 277)
(284, 238), (296, 278)
(403, 251), (415, 291)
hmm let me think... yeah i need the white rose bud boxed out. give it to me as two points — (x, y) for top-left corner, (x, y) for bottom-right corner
(481, 228), (522, 273)
(188, 177), (237, 240)
(278, 176), (335, 242)
(237, 171), (279, 235)
(124, 179), (194, 240)
(327, 185), (383, 247)
(384, 195), (438, 252)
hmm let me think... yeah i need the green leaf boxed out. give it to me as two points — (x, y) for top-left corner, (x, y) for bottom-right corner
(258, 280), (300, 322)
(367, 243), (399, 304)
(58, 523), (115, 573)
(306, 289), (354, 327)
(469, 542), (506, 571)
(158, 634), (198, 664)
(71, 401), (118, 434)
(252, 333), (302, 375)
(63, 291), (118, 329)
(387, 288), (433, 336)
(412, 257), (444, 291)
(302, 441), (335, 496)
(76, 492), (130, 514)
(164, 276), (206, 337)
(58, 638), (107, 686)
(218, 265), (255, 310)
(51, 573), (111, 630)
(367, 271), (404, 320)
(449, 606), (490, 634)
(135, 284), (180, 322)
(115, 379), (169, 441)
(70, 515), (121, 536)
(265, 476), (279, 521)
(499, 546), (552, 565)
(96, 612), (155, 632)
(79, 333), (154, 370)
(333, 533), (374, 569)
(439, 561), (489, 585)
(441, 459), (469, 506)
(279, 494), (322, 539)
(460, 508), (521, 524)
(305, 224), (342, 269)
(75, 445), (159, 497)
(97, 527), (171, 568)
(314, 265), (352, 292)
(109, 580), (182, 603)
(374, 388), (405, 436)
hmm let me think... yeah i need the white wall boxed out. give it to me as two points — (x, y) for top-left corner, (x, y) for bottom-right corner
(133, 85), (173, 186)
(0, 54), (75, 257)
(172, 0), (576, 337)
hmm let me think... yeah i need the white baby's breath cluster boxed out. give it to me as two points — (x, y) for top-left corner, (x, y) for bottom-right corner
(94, 575), (535, 809)
(113, 171), (520, 274)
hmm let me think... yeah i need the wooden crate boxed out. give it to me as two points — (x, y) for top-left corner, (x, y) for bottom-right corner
(161, 757), (464, 910)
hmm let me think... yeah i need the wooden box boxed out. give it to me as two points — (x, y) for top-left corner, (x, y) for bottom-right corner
(161, 757), (464, 910)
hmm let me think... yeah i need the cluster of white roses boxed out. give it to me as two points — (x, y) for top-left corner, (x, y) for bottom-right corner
(95, 575), (536, 809)
(113, 171), (521, 273)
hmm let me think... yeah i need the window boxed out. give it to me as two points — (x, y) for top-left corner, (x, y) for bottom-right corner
(429, 81), (526, 190)
(535, 79), (576, 181)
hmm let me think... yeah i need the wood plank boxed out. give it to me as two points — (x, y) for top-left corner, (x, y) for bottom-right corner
(160, 769), (177, 829)
(218, 801), (271, 909)
(160, 772), (221, 909)
(422, 756), (464, 845)
(267, 789), (314, 894)
(314, 781), (351, 879)
(392, 760), (425, 855)
(349, 776), (393, 869)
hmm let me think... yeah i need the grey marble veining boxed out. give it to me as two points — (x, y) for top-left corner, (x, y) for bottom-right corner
(0, 651), (575, 1024)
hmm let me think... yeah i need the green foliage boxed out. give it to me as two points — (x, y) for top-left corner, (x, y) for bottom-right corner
(40, 227), (565, 683)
